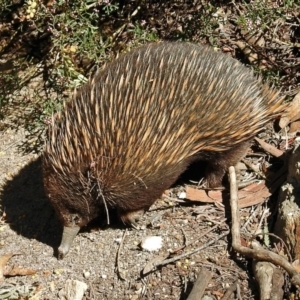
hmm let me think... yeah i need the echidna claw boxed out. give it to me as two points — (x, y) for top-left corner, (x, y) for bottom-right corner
(120, 209), (145, 229)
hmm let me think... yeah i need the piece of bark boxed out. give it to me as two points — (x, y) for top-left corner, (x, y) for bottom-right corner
(186, 268), (214, 300)
(274, 142), (300, 260)
(290, 120), (300, 134)
(253, 260), (284, 300)
(255, 137), (284, 158)
(279, 91), (300, 128)
(185, 181), (271, 208)
(58, 279), (88, 300)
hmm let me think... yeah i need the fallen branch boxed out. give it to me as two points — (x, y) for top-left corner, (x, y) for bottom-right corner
(186, 268), (214, 300)
(229, 166), (300, 288)
(253, 256), (284, 300)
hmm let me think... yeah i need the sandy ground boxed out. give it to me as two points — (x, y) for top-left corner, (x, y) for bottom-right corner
(0, 128), (255, 299)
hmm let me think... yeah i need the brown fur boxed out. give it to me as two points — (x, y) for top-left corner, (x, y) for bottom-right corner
(43, 42), (285, 229)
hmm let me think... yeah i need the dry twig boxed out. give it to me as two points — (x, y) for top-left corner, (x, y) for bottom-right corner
(116, 229), (127, 280)
(142, 230), (229, 274)
(221, 280), (238, 300)
(155, 231), (229, 266)
(255, 137), (284, 158)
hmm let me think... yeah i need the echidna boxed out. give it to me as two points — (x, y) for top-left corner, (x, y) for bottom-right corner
(43, 42), (285, 258)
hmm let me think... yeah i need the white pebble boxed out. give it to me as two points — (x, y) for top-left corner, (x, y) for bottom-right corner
(141, 236), (163, 251)
(178, 191), (186, 199)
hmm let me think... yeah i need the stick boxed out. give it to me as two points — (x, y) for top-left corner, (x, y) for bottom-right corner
(116, 229), (127, 280)
(186, 268), (214, 300)
(154, 231), (229, 268)
(221, 280), (238, 300)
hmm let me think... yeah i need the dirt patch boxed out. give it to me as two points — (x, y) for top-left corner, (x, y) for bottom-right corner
(0, 128), (259, 299)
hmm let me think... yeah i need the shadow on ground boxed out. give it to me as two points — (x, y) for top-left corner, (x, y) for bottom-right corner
(1, 156), (62, 250)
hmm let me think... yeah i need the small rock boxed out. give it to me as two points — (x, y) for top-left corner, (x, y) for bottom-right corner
(178, 191), (186, 199)
(202, 296), (215, 300)
(53, 269), (64, 275)
(49, 281), (55, 292)
(141, 236), (163, 251)
(114, 238), (122, 244)
(58, 279), (88, 300)
(135, 283), (142, 294)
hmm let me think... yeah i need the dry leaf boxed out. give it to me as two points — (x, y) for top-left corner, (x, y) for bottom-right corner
(279, 91), (300, 128)
(0, 253), (36, 280)
(292, 264), (300, 273)
(212, 290), (224, 298)
(4, 266), (36, 277)
(240, 237), (248, 247)
(289, 120), (300, 134)
(243, 30), (265, 48)
(255, 137), (284, 158)
(185, 181), (271, 208)
(235, 41), (258, 64)
(0, 254), (14, 280)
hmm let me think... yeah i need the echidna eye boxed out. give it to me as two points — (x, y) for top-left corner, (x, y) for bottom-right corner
(71, 215), (81, 224)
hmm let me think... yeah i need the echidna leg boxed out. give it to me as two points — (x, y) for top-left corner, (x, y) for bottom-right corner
(120, 209), (146, 229)
(58, 226), (80, 259)
(205, 140), (251, 188)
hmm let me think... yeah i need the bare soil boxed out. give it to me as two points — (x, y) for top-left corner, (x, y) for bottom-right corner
(0, 128), (260, 299)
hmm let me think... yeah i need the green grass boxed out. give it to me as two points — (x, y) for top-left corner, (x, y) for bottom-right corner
(236, 0), (297, 32)
(0, 0), (158, 148)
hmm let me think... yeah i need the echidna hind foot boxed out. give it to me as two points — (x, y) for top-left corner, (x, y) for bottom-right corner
(120, 209), (146, 229)
(204, 141), (252, 188)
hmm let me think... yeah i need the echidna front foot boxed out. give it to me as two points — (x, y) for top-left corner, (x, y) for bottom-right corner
(120, 209), (145, 229)
(57, 225), (80, 259)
